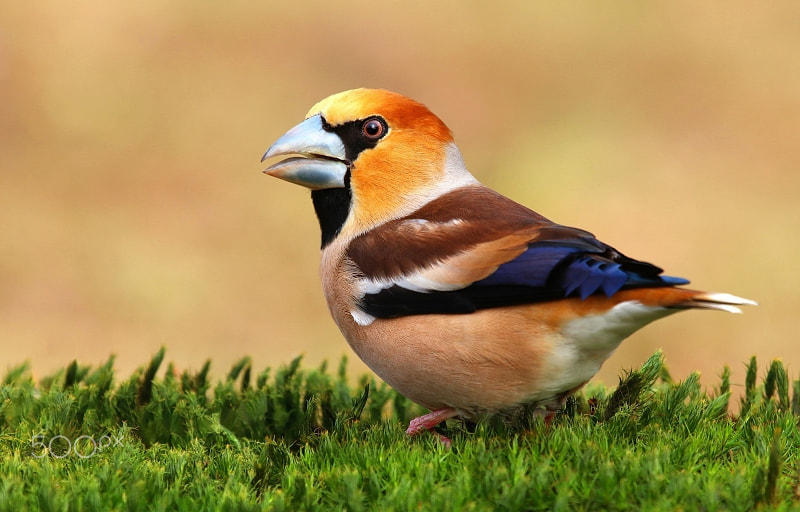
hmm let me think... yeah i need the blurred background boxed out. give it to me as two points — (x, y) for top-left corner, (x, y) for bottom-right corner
(2, 2), (797, 395)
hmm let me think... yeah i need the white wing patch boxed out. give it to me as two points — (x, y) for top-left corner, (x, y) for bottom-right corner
(350, 308), (376, 326)
(354, 217), (469, 297)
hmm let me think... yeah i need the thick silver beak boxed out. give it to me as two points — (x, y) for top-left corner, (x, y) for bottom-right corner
(261, 114), (348, 190)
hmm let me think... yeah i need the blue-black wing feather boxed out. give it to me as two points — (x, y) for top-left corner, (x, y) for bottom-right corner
(360, 236), (688, 319)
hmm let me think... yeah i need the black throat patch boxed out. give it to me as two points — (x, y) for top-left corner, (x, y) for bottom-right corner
(311, 116), (388, 248)
(311, 171), (352, 249)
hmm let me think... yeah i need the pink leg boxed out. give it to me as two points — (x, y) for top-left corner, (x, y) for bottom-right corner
(406, 408), (459, 446)
(537, 380), (590, 425)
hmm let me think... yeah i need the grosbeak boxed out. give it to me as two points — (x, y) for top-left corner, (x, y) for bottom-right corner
(261, 88), (755, 443)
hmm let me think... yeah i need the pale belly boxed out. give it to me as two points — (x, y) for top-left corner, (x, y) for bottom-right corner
(332, 299), (676, 419)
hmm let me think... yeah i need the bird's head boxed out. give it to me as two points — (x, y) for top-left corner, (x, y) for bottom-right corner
(262, 88), (479, 246)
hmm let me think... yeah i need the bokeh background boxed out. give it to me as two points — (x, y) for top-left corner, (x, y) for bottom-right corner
(2, 2), (798, 395)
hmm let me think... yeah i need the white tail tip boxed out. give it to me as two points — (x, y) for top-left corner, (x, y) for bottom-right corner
(691, 292), (758, 314)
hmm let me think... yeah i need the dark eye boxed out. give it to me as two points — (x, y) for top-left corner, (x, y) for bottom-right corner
(362, 118), (386, 139)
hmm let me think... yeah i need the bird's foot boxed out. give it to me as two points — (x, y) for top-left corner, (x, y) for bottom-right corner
(406, 408), (458, 446)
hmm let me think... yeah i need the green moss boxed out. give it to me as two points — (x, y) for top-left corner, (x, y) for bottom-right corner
(1, 350), (798, 511)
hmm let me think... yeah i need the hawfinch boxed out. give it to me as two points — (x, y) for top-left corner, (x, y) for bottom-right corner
(262, 88), (755, 442)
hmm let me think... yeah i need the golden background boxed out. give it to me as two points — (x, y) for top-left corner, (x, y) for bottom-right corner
(2, 2), (797, 393)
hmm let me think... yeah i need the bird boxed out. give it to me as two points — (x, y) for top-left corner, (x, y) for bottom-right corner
(261, 88), (755, 444)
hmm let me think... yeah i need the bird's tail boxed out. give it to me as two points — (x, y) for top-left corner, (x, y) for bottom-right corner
(604, 287), (757, 314)
(675, 292), (758, 314)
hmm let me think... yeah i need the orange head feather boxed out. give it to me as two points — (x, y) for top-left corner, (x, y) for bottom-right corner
(305, 89), (478, 234)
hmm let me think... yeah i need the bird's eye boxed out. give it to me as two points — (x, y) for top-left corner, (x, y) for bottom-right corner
(362, 118), (386, 139)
